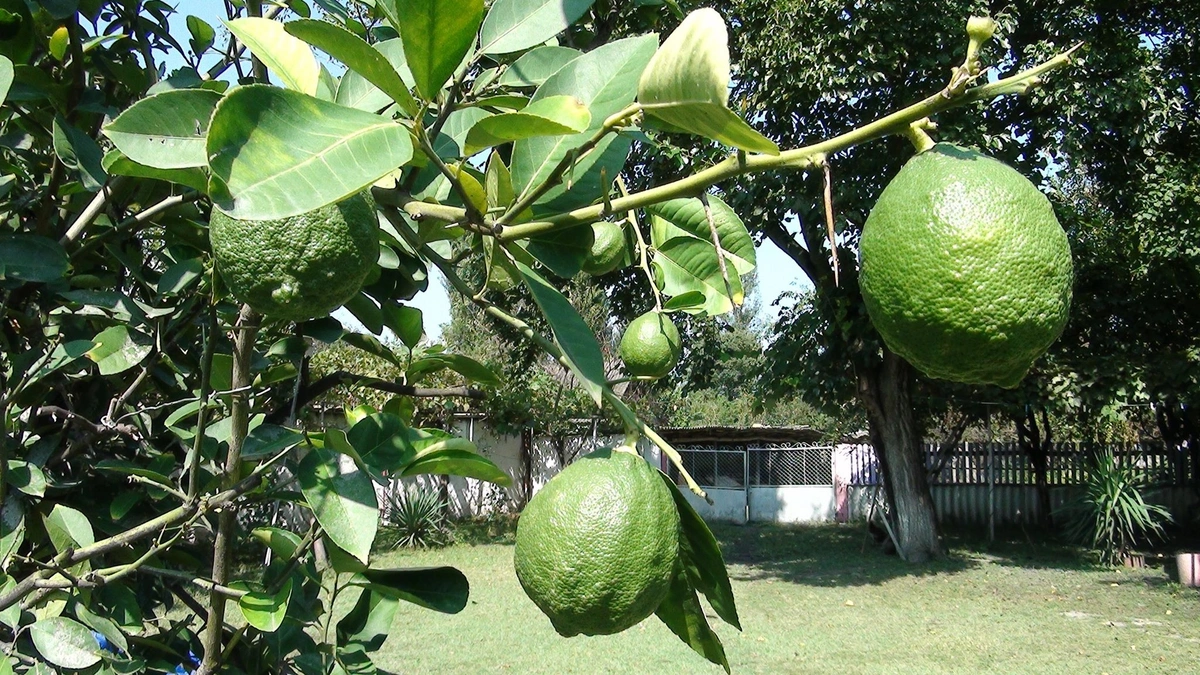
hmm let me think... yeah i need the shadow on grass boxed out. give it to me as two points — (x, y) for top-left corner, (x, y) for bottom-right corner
(708, 522), (1115, 587)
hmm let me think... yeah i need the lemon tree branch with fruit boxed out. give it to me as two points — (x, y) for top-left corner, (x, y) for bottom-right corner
(0, 1), (1078, 673)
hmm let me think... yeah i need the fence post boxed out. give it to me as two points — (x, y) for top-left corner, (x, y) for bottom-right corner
(986, 411), (995, 542)
(743, 447), (750, 524)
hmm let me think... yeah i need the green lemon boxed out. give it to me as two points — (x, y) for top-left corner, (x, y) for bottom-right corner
(581, 221), (627, 276)
(859, 143), (1073, 388)
(514, 448), (679, 637)
(619, 311), (682, 379)
(209, 193), (379, 322)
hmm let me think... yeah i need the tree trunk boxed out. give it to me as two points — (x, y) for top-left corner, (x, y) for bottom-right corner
(857, 348), (944, 562)
(1016, 409), (1054, 526)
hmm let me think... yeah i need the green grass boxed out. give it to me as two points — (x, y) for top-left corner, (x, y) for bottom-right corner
(372, 523), (1200, 674)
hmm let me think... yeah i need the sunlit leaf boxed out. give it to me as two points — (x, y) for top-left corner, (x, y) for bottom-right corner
(464, 95), (591, 155)
(383, 0), (483, 100)
(479, 0), (595, 55)
(497, 46), (579, 87)
(226, 17), (319, 95)
(515, 261), (605, 404)
(85, 325), (153, 375)
(233, 578), (292, 633)
(299, 447), (378, 564)
(286, 19), (417, 116)
(103, 89), (221, 169)
(29, 617), (102, 669)
(207, 85), (412, 220)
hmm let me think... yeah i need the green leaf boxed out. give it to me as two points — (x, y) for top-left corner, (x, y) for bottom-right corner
(5, 460), (46, 497)
(53, 115), (107, 191)
(242, 424), (305, 460)
(639, 8), (728, 108)
(406, 352), (501, 387)
(514, 261), (606, 405)
(285, 19), (417, 117)
(341, 332), (404, 368)
(464, 95), (591, 155)
(497, 46), (579, 87)
(646, 195), (756, 316)
(102, 150), (210, 192)
(234, 577), (292, 633)
(336, 587), (398, 652)
(343, 292), (384, 335)
(385, 0), (483, 100)
(654, 563), (730, 674)
(225, 17), (320, 95)
(637, 8), (777, 154)
(652, 237), (743, 316)
(346, 412), (416, 472)
(0, 235), (68, 282)
(657, 471), (740, 629)
(643, 102), (778, 154)
(299, 447), (378, 565)
(48, 26), (68, 61)
(485, 153), (514, 210)
(0, 55), (12, 105)
(354, 566), (469, 614)
(186, 15), (215, 54)
(523, 222), (594, 278)
(335, 38), (415, 112)
(94, 460), (174, 489)
(662, 290), (706, 311)
(85, 325), (153, 375)
(648, 195), (755, 274)
(479, 0), (595, 55)
(156, 257), (205, 295)
(431, 107), (491, 159)
(0, 495), (25, 568)
(252, 526), (303, 561)
(103, 89), (222, 169)
(43, 504), (96, 553)
(383, 304), (422, 349)
(29, 616), (103, 670)
(109, 491), (140, 520)
(207, 85), (413, 221)
(400, 446), (510, 485)
(511, 35), (657, 206)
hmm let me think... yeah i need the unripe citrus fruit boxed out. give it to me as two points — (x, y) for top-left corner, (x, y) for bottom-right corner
(209, 194), (379, 322)
(619, 311), (681, 379)
(859, 143), (1073, 388)
(581, 221), (626, 276)
(514, 448), (679, 637)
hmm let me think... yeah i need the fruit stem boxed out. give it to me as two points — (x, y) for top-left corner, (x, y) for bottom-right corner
(382, 206), (713, 503)
(904, 118), (937, 153)
(618, 175), (663, 312)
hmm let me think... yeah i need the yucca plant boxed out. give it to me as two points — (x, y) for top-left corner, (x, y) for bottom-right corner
(1061, 450), (1172, 566)
(388, 487), (453, 549)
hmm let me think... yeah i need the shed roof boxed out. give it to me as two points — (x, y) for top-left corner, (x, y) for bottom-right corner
(657, 425), (828, 446)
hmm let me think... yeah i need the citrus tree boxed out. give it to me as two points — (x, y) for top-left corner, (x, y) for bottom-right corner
(1, 1), (1078, 672)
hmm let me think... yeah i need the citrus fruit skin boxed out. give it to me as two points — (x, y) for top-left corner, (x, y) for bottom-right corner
(514, 448), (680, 637)
(859, 143), (1073, 388)
(581, 221), (626, 276)
(210, 194), (379, 322)
(619, 311), (682, 379)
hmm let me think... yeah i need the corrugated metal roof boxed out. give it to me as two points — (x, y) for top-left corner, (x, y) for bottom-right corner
(657, 425), (829, 445)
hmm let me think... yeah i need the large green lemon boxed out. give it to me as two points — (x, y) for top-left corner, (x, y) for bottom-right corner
(514, 448), (679, 637)
(209, 194), (379, 322)
(619, 311), (682, 379)
(859, 143), (1073, 388)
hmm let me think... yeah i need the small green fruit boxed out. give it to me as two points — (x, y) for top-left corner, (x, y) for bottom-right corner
(619, 311), (682, 379)
(581, 221), (627, 276)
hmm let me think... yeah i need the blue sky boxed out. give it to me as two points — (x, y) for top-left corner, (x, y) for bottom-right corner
(161, 1), (811, 339)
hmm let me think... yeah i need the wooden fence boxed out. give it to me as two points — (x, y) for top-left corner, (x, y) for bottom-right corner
(848, 441), (1195, 487)
(844, 442), (1197, 526)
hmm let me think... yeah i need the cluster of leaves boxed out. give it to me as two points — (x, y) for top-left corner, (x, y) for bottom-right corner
(1060, 450), (1173, 566)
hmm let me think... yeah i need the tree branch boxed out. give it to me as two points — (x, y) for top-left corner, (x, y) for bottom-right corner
(267, 371), (485, 423)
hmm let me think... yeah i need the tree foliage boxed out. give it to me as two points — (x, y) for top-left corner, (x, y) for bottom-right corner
(0, 0), (1087, 671)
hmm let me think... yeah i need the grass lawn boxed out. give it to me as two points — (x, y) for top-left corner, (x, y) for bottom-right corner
(370, 523), (1200, 674)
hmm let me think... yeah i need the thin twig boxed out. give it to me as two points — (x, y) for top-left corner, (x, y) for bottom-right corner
(822, 161), (839, 286)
